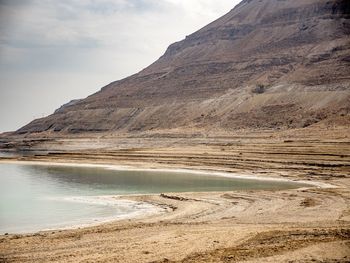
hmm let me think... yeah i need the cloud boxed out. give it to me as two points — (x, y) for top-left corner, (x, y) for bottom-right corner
(0, 0), (241, 132)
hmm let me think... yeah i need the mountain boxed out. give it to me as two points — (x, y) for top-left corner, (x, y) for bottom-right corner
(16, 0), (350, 135)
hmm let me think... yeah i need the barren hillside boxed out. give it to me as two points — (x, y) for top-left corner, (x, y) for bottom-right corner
(15, 0), (350, 135)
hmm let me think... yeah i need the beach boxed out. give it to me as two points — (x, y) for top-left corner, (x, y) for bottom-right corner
(1, 0), (349, 261)
(0, 180), (349, 262)
(0, 129), (349, 262)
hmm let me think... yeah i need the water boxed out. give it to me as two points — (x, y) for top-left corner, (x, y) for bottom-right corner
(0, 163), (307, 234)
(0, 152), (17, 157)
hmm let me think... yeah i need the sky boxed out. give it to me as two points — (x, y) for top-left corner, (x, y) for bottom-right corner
(0, 0), (241, 133)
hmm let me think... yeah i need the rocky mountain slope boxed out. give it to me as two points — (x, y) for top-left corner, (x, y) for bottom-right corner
(16, 0), (350, 135)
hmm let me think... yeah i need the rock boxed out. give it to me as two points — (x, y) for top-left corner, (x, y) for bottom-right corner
(13, 0), (350, 135)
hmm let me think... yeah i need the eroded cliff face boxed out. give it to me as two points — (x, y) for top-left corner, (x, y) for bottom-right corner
(16, 0), (350, 135)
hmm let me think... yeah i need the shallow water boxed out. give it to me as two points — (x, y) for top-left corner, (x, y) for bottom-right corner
(0, 163), (307, 234)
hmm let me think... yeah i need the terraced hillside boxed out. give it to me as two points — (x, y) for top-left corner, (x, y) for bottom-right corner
(14, 0), (350, 135)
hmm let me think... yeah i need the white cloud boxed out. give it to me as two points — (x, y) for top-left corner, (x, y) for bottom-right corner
(0, 0), (241, 132)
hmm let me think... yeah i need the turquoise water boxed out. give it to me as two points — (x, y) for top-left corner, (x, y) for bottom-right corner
(0, 163), (307, 234)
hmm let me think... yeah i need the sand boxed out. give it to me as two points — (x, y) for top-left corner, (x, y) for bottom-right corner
(0, 182), (349, 262)
(0, 129), (349, 262)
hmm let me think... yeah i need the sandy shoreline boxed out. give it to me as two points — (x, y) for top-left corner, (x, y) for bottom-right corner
(1, 195), (165, 235)
(0, 159), (336, 188)
(1, 182), (349, 262)
(0, 134), (349, 262)
(0, 159), (327, 235)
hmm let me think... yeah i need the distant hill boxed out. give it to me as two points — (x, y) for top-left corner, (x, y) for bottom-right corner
(16, 0), (350, 135)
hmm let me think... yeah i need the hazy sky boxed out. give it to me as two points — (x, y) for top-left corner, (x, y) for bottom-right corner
(0, 0), (240, 133)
